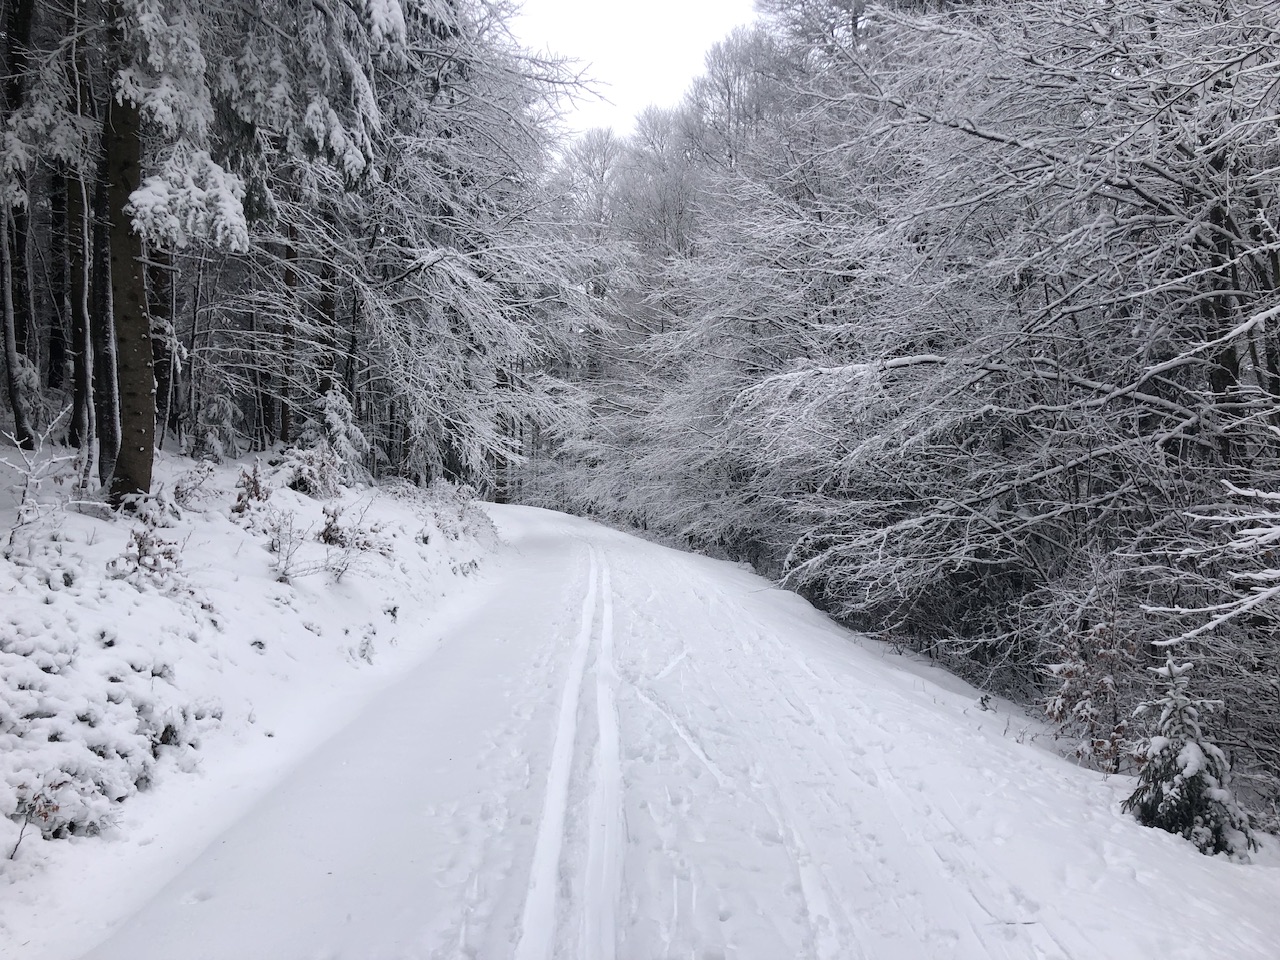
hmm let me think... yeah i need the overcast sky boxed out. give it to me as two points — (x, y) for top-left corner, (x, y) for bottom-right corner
(511, 0), (760, 135)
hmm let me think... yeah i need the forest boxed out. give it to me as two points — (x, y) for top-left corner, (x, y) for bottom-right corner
(3, 0), (1279, 847)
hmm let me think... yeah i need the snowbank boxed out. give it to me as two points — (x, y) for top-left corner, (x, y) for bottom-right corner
(0, 449), (496, 888)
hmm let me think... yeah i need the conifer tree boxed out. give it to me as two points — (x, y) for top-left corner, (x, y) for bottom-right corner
(1122, 657), (1255, 858)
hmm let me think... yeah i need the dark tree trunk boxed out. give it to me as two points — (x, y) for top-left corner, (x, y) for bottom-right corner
(92, 153), (121, 486)
(0, 0), (35, 448)
(67, 174), (94, 449)
(2, 0), (36, 372)
(2, 210), (35, 448)
(106, 76), (155, 501)
(48, 178), (70, 391)
(318, 260), (337, 397)
(65, 19), (96, 451)
(184, 255), (203, 446)
(248, 310), (272, 451)
(281, 228), (297, 444)
(345, 289), (360, 400)
(148, 246), (177, 450)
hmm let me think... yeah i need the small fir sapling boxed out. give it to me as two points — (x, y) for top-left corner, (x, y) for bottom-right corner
(107, 525), (182, 587)
(310, 388), (371, 482)
(279, 444), (344, 500)
(232, 460), (270, 515)
(106, 497), (183, 588)
(173, 461), (215, 506)
(1045, 621), (1140, 772)
(318, 504), (346, 546)
(1122, 655), (1256, 858)
(190, 396), (239, 463)
(280, 389), (371, 500)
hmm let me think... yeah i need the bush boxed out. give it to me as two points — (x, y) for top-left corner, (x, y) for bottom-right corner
(231, 460), (270, 515)
(1, 622), (201, 851)
(277, 444), (343, 500)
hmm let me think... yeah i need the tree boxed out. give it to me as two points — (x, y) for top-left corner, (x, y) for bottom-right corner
(1122, 657), (1255, 858)
(524, 0), (1280, 808)
(1, 0), (38, 449)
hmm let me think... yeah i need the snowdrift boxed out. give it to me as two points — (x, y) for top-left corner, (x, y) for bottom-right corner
(0, 449), (495, 881)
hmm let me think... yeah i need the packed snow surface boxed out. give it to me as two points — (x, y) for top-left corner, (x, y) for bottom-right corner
(7, 505), (1280, 959)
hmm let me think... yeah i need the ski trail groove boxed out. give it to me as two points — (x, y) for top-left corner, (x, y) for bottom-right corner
(514, 545), (599, 960)
(766, 773), (857, 960)
(584, 559), (623, 960)
(631, 685), (730, 789)
(653, 647), (688, 681)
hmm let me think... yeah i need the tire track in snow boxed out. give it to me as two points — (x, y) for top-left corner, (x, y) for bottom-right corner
(514, 545), (598, 960)
(584, 559), (623, 960)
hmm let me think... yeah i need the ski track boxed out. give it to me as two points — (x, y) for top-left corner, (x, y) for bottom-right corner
(513, 545), (599, 960)
(60, 507), (1280, 960)
(583, 561), (623, 960)
(694, 578), (1078, 960)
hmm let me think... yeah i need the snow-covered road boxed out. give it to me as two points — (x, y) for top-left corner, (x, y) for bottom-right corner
(72, 506), (1280, 959)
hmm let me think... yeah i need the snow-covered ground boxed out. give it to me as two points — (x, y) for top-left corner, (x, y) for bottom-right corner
(0, 452), (495, 957)
(4, 485), (1280, 959)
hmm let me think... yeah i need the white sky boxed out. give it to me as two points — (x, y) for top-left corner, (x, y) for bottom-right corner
(511, 0), (761, 135)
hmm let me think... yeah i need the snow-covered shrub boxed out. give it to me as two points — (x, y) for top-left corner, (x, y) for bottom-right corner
(276, 444), (343, 500)
(173, 461), (216, 506)
(265, 507), (310, 582)
(107, 525), (182, 589)
(381, 479), (497, 578)
(1, 617), (200, 850)
(275, 389), (371, 503)
(316, 502), (389, 581)
(299, 388), (370, 485)
(106, 494), (185, 590)
(1122, 657), (1255, 858)
(422, 480), (497, 548)
(1041, 563), (1151, 772)
(189, 395), (238, 462)
(2, 412), (76, 560)
(232, 460), (270, 516)
(317, 503), (346, 548)
(1148, 482), (1280, 808)
(1046, 622), (1141, 773)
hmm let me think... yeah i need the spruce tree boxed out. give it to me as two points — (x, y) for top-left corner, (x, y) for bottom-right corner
(1122, 656), (1256, 858)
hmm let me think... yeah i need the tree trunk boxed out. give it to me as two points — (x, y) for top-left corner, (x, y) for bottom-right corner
(106, 77), (155, 501)
(2, 209), (35, 449)
(67, 174), (94, 450)
(248, 310), (272, 451)
(93, 145), (121, 486)
(2, 0), (36, 372)
(281, 227), (297, 444)
(184, 254), (203, 447)
(66, 8), (96, 452)
(148, 246), (177, 450)
(48, 177), (70, 391)
(318, 260), (337, 397)
(345, 288), (360, 400)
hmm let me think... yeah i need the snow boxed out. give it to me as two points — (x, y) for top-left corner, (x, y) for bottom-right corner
(0, 451), (495, 956)
(127, 148), (249, 252)
(3, 488), (1280, 959)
